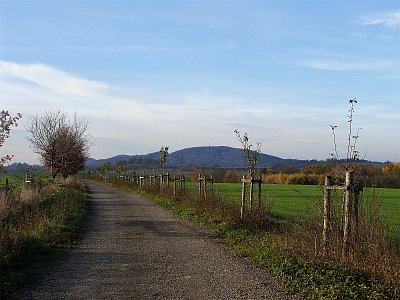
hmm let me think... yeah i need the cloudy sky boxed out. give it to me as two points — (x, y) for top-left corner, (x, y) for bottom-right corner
(1, 0), (399, 164)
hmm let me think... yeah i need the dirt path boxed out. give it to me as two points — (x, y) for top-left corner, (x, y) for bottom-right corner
(17, 180), (298, 299)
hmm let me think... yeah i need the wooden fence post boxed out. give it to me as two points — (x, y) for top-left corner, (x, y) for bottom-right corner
(198, 173), (202, 197)
(342, 170), (353, 260)
(322, 175), (332, 256)
(204, 176), (208, 200)
(181, 175), (185, 192)
(174, 174), (177, 197)
(258, 176), (262, 209)
(241, 175), (246, 220)
(352, 182), (361, 258)
(249, 177), (254, 211)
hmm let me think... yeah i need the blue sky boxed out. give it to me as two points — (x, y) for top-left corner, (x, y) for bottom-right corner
(1, 0), (399, 164)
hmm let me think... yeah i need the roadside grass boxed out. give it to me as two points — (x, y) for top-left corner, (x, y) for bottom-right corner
(0, 179), (88, 298)
(109, 179), (399, 299)
(193, 183), (400, 240)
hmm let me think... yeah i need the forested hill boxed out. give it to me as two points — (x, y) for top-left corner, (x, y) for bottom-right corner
(164, 146), (283, 169)
(85, 146), (320, 169)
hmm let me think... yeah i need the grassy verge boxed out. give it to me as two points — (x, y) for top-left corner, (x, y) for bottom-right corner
(110, 180), (399, 299)
(0, 180), (89, 298)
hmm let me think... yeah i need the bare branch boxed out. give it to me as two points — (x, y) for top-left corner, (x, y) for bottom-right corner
(26, 109), (92, 179)
(234, 129), (262, 176)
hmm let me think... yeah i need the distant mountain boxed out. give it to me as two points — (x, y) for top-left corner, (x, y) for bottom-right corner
(85, 146), (320, 170)
(166, 146), (283, 169)
(4, 146), (385, 173)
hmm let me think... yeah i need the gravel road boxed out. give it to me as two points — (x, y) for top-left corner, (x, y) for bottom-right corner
(17, 180), (299, 299)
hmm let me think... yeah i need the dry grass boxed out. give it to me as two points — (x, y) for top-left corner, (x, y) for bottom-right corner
(0, 179), (87, 297)
(0, 187), (45, 264)
(283, 187), (400, 295)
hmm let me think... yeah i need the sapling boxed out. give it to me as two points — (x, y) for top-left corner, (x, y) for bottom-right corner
(234, 129), (262, 177)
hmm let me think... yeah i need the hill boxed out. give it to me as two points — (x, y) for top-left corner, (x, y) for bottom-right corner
(85, 146), (319, 170)
(5, 146), (385, 172)
(165, 146), (283, 169)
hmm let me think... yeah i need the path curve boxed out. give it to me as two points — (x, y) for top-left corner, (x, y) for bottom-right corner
(17, 180), (298, 299)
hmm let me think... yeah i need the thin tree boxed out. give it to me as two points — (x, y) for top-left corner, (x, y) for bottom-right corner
(160, 146), (169, 174)
(26, 109), (91, 179)
(330, 98), (363, 172)
(115, 161), (128, 177)
(234, 129), (262, 176)
(100, 162), (111, 177)
(327, 99), (364, 260)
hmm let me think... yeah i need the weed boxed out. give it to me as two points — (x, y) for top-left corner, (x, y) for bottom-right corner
(0, 180), (88, 298)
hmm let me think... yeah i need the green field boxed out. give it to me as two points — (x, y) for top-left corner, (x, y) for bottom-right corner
(212, 183), (322, 219)
(0, 173), (26, 189)
(192, 183), (400, 238)
(0, 171), (52, 188)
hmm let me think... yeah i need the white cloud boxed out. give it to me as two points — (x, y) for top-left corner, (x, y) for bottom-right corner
(361, 10), (400, 27)
(0, 60), (158, 119)
(1, 61), (398, 164)
(301, 59), (398, 71)
(0, 61), (109, 101)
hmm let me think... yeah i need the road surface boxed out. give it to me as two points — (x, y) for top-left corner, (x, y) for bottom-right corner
(17, 180), (298, 299)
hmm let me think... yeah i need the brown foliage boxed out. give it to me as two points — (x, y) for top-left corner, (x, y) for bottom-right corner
(223, 170), (239, 183)
(26, 109), (91, 178)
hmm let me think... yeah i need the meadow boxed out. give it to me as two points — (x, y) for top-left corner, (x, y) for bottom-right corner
(183, 182), (400, 240)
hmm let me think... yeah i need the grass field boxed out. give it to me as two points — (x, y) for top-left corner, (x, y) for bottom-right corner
(0, 173), (26, 188)
(186, 183), (400, 239)
(0, 172), (52, 189)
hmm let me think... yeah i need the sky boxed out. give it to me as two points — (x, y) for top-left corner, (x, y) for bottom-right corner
(0, 0), (399, 165)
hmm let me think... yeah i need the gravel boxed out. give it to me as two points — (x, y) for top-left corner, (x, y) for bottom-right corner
(16, 180), (300, 299)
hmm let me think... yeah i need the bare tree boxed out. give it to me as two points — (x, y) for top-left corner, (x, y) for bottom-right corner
(234, 129), (262, 176)
(0, 110), (22, 171)
(26, 109), (91, 179)
(330, 98), (364, 172)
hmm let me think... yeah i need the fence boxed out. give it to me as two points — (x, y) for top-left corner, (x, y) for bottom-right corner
(101, 169), (365, 256)
(113, 172), (189, 198)
(173, 174), (186, 197)
(198, 174), (214, 200)
(110, 171), (267, 220)
(240, 175), (262, 220)
(322, 170), (362, 260)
